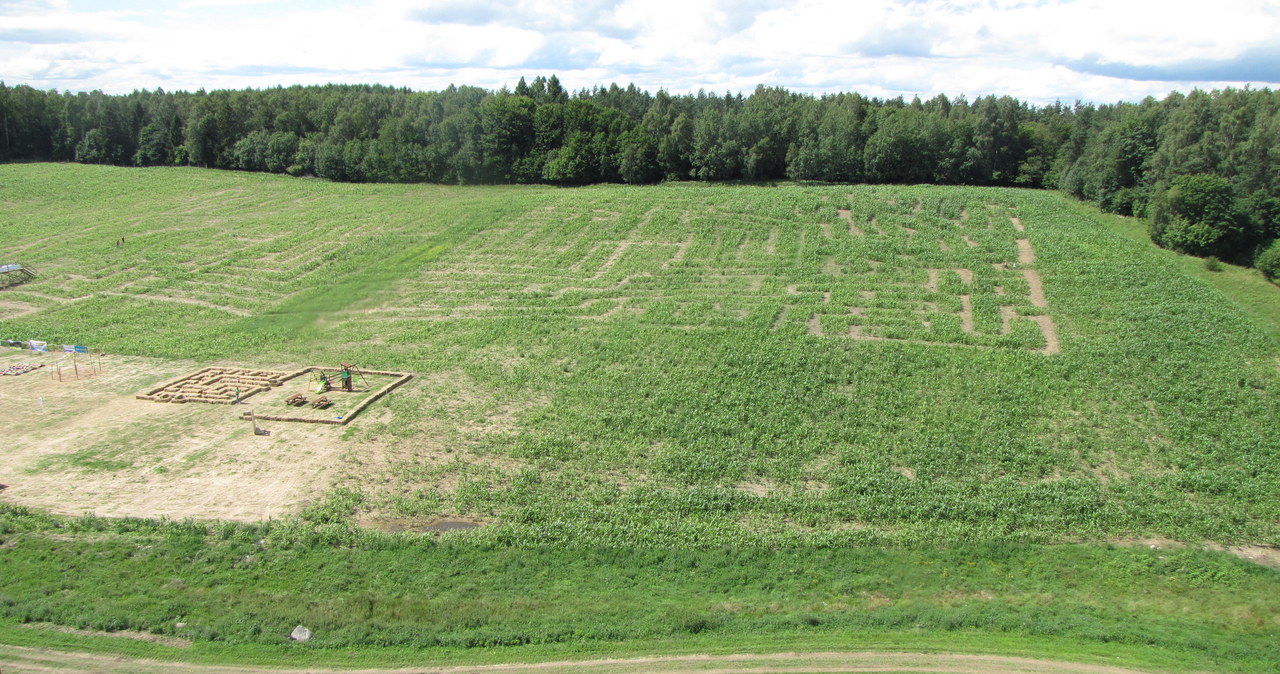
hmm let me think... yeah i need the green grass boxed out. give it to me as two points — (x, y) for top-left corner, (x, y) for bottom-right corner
(0, 509), (1277, 671)
(1, 164), (1278, 668)
(1065, 198), (1280, 345)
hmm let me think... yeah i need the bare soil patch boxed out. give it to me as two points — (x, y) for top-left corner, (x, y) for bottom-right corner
(1222, 544), (1280, 569)
(1031, 315), (1061, 355)
(0, 352), (400, 521)
(0, 300), (40, 319)
(1110, 539), (1280, 571)
(807, 313), (824, 336)
(1016, 239), (1035, 265)
(20, 622), (191, 648)
(923, 269), (939, 293)
(1023, 269), (1048, 308)
(836, 209), (863, 236)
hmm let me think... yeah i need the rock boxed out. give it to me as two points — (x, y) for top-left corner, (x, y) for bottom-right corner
(175, 622), (186, 629)
(290, 625), (312, 641)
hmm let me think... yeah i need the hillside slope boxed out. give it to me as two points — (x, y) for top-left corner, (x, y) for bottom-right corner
(1, 164), (1278, 670)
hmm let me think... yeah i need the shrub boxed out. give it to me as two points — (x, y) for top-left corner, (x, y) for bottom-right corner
(1149, 174), (1248, 259)
(1256, 240), (1280, 281)
(1203, 256), (1223, 272)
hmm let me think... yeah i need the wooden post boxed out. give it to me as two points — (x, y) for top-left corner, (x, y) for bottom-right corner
(250, 408), (271, 436)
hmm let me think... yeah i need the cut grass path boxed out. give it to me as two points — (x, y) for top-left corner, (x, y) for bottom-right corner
(225, 215), (493, 351)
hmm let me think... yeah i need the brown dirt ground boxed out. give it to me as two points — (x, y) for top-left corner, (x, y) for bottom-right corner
(0, 352), (383, 521)
(1110, 538), (1280, 571)
(923, 269), (939, 293)
(1017, 239), (1036, 265)
(0, 647), (1158, 673)
(1031, 315), (1062, 355)
(0, 299), (41, 319)
(1023, 269), (1048, 308)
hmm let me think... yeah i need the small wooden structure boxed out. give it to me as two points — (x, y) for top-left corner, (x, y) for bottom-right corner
(0, 263), (37, 288)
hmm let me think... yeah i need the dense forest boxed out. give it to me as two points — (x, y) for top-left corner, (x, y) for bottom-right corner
(1, 77), (1277, 272)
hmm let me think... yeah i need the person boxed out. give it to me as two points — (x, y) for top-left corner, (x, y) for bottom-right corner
(339, 365), (353, 392)
(234, 387), (240, 404)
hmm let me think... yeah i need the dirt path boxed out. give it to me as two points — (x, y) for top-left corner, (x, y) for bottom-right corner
(837, 209), (862, 236)
(1032, 315), (1061, 355)
(0, 300), (41, 319)
(1016, 239), (1035, 265)
(0, 646), (1157, 673)
(1023, 269), (1048, 308)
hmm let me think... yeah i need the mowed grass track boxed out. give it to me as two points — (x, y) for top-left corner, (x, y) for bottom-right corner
(2, 165), (1280, 670)
(3, 164), (1276, 545)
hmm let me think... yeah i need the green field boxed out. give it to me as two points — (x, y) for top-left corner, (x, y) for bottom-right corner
(1, 164), (1278, 671)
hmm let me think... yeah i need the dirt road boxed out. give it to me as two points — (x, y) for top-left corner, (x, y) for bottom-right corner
(0, 645), (1156, 673)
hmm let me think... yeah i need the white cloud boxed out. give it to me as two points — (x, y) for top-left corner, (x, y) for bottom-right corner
(0, 0), (1277, 103)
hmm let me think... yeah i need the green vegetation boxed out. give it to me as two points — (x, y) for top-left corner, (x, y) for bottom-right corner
(1071, 198), (1280, 344)
(0, 505), (1277, 671)
(1258, 240), (1280, 282)
(1, 164), (1278, 668)
(4, 80), (1278, 274)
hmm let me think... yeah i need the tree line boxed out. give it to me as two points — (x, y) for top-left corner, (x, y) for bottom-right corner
(1, 77), (1277, 273)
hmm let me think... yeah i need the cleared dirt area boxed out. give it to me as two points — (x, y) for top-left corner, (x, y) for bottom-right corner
(0, 351), (377, 521)
(0, 646), (1157, 673)
(1017, 239), (1036, 265)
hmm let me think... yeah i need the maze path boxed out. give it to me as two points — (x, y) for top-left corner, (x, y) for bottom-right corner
(337, 195), (1061, 354)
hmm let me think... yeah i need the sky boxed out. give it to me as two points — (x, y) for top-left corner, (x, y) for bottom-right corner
(2, 0), (1278, 105)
